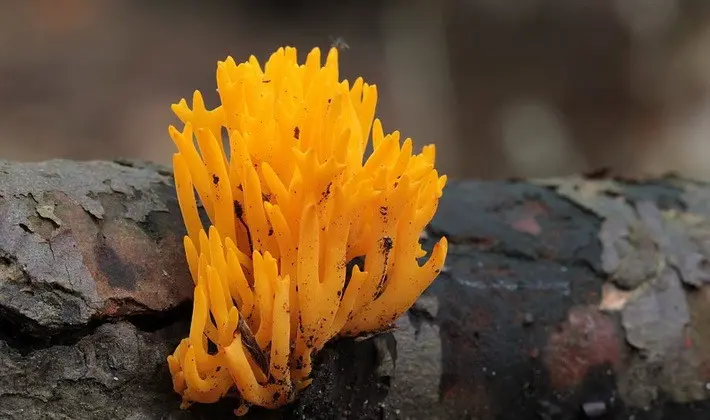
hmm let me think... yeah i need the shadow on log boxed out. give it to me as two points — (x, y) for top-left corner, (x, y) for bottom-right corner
(0, 159), (709, 419)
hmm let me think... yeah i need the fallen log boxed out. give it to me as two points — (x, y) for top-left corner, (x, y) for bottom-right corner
(0, 159), (709, 419)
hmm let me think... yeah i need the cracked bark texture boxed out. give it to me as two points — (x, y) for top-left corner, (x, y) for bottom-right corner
(1, 160), (710, 419)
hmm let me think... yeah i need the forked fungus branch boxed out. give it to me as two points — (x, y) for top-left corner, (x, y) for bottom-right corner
(165, 46), (448, 414)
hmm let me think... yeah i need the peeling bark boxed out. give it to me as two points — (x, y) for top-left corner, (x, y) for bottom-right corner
(1, 160), (710, 419)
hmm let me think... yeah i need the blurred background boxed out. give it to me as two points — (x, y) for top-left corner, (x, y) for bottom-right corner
(1, 0), (710, 180)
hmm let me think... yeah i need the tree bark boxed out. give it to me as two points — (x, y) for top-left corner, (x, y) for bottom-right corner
(0, 159), (709, 419)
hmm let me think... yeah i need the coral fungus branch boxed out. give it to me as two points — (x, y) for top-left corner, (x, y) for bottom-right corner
(166, 45), (448, 414)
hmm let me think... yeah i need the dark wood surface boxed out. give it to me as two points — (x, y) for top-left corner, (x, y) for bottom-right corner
(1, 159), (709, 419)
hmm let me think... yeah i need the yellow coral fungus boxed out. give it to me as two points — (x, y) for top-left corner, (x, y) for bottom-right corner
(166, 46), (448, 413)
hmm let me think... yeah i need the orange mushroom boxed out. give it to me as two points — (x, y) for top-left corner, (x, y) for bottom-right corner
(166, 46), (448, 415)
